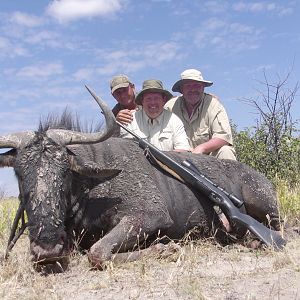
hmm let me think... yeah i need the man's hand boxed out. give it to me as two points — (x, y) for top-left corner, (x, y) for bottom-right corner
(192, 144), (206, 154)
(116, 109), (136, 125)
(192, 138), (229, 154)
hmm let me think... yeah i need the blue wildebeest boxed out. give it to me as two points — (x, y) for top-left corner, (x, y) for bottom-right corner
(0, 87), (281, 272)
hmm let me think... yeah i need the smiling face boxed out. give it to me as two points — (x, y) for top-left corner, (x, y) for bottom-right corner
(181, 80), (205, 106)
(112, 84), (136, 109)
(141, 92), (167, 119)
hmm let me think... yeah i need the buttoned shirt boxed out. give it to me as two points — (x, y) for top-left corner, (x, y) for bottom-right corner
(120, 108), (190, 151)
(164, 94), (233, 148)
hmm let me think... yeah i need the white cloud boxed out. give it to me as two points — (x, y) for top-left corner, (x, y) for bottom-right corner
(24, 30), (63, 48)
(73, 68), (94, 81)
(0, 36), (9, 49)
(278, 7), (293, 17)
(10, 11), (44, 27)
(15, 62), (64, 79)
(232, 2), (293, 16)
(0, 36), (29, 58)
(205, 18), (226, 31)
(229, 23), (254, 34)
(144, 42), (184, 64)
(203, 1), (229, 14)
(46, 0), (125, 23)
(0, 10), (79, 52)
(73, 41), (183, 81)
(233, 2), (272, 12)
(194, 18), (262, 53)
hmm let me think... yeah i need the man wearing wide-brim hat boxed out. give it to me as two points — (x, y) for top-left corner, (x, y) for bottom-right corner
(165, 69), (236, 160)
(120, 79), (190, 152)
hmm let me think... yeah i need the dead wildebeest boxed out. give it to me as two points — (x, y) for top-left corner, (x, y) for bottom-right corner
(0, 86), (283, 273)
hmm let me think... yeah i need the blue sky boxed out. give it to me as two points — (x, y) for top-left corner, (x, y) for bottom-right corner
(1, 0), (300, 196)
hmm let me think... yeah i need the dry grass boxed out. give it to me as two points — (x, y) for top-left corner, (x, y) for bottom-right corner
(0, 198), (18, 237)
(277, 180), (300, 225)
(1, 235), (300, 299)
(1, 192), (300, 299)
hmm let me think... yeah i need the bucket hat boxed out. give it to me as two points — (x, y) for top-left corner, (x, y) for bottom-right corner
(135, 79), (173, 105)
(172, 69), (213, 92)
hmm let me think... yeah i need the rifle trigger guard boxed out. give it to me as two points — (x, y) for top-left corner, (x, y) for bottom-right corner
(209, 192), (222, 205)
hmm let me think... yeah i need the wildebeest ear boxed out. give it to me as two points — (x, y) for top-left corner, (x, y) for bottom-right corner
(0, 149), (17, 167)
(68, 152), (122, 179)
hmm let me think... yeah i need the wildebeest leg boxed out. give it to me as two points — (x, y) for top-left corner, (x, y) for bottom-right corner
(88, 215), (172, 268)
(110, 242), (180, 264)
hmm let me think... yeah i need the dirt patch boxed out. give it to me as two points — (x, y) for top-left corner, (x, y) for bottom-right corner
(1, 231), (300, 300)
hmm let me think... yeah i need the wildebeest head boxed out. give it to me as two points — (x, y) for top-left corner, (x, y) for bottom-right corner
(0, 86), (116, 272)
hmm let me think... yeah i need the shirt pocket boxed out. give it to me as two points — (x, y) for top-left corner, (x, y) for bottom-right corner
(193, 127), (210, 144)
(158, 131), (173, 150)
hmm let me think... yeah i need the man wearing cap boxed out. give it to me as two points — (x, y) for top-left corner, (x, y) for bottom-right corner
(120, 79), (190, 152)
(165, 69), (236, 160)
(110, 74), (139, 124)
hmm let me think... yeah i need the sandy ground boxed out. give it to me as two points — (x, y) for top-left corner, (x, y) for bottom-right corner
(1, 229), (300, 300)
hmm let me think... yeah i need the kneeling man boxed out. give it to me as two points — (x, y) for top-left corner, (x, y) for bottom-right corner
(120, 79), (190, 152)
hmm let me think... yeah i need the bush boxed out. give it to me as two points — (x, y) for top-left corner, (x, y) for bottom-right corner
(232, 69), (300, 187)
(233, 124), (300, 186)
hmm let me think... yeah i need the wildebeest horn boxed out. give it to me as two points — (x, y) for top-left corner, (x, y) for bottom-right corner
(46, 85), (116, 145)
(0, 131), (35, 149)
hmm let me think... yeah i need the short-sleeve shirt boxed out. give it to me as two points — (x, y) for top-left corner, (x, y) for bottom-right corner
(120, 109), (190, 151)
(164, 94), (233, 148)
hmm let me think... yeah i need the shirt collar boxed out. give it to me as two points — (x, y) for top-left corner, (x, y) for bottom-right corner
(142, 109), (165, 125)
(180, 94), (206, 119)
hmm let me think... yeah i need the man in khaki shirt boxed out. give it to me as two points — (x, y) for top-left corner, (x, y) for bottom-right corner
(120, 79), (190, 152)
(165, 69), (236, 160)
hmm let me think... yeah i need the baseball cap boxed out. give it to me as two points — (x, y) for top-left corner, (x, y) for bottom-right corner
(110, 75), (132, 94)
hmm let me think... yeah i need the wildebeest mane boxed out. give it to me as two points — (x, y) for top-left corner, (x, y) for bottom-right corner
(38, 108), (103, 133)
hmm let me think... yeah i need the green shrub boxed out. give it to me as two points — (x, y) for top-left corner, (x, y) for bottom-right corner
(233, 124), (300, 186)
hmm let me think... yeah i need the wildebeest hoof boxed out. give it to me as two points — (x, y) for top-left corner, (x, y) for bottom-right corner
(153, 242), (181, 258)
(245, 239), (263, 250)
(87, 252), (105, 270)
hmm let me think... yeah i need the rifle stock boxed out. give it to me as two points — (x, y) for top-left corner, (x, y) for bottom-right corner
(117, 121), (286, 250)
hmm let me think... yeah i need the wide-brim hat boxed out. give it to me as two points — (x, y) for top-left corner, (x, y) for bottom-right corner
(172, 69), (213, 93)
(135, 79), (173, 105)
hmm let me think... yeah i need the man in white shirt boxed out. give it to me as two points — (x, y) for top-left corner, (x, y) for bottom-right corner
(120, 79), (190, 152)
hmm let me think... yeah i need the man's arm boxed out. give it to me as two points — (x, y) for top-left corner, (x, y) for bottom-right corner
(192, 137), (229, 154)
(171, 114), (191, 152)
(193, 97), (233, 155)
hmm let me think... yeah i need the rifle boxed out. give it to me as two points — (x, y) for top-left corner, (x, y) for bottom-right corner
(117, 121), (286, 250)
